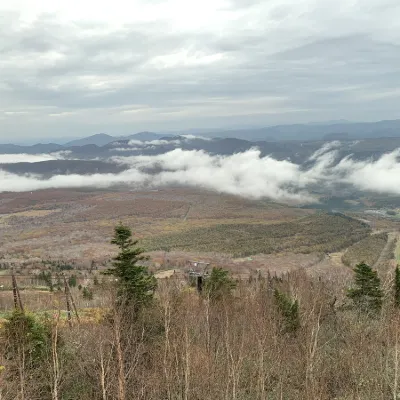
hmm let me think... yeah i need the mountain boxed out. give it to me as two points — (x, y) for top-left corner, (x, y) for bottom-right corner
(0, 143), (63, 154)
(198, 119), (400, 141)
(65, 133), (115, 147)
(65, 132), (172, 147)
(0, 160), (125, 176)
(126, 131), (171, 141)
(307, 119), (351, 126)
(2, 135), (400, 178)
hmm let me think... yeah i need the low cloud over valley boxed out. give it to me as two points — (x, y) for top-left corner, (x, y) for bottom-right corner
(1, 143), (400, 203)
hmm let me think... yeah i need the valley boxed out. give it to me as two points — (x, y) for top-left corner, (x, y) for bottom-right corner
(0, 187), (398, 305)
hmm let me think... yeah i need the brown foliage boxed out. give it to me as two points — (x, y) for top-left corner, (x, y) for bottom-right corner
(2, 270), (400, 399)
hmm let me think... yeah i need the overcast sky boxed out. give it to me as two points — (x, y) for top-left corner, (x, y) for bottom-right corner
(1, 0), (400, 141)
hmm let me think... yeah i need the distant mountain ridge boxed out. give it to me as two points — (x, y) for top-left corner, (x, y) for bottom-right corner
(65, 133), (114, 147)
(65, 131), (172, 147)
(1, 119), (400, 155)
(0, 160), (125, 176)
(0, 143), (63, 154)
(62, 119), (400, 146)
(203, 119), (400, 140)
(2, 135), (400, 176)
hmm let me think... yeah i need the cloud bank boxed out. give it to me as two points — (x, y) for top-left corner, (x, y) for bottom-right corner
(1, 0), (400, 139)
(1, 144), (400, 203)
(0, 152), (69, 164)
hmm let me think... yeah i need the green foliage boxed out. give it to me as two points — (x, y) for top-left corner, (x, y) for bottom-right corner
(274, 289), (300, 333)
(347, 262), (383, 314)
(68, 274), (77, 288)
(144, 214), (370, 257)
(395, 265), (400, 308)
(3, 310), (51, 368)
(82, 287), (93, 300)
(57, 263), (74, 271)
(342, 233), (388, 267)
(37, 270), (53, 291)
(104, 223), (157, 309)
(204, 267), (236, 300)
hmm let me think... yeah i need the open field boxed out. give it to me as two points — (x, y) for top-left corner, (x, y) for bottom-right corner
(0, 188), (398, 302)
(144, 214), (371, 257)
(0, 188), (312, 267)
(342, 232), (388, 267)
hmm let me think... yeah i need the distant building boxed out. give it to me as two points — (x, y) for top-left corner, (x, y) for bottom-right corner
(186, 260), (210, 276)
(186, 260), (210, 293)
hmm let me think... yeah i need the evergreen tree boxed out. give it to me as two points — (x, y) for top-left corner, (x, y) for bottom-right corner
(274, 289), (300, 334)
(68, 274), (77, 288)
(347, 262), (383, 314)
(82, 287), (93, 300)
(103, 223), (157, 309)
(204, 267), (236, 301)
(38, 270), (53, 291)
(3, 310), (51, 369)
(394, 265), (400, 308)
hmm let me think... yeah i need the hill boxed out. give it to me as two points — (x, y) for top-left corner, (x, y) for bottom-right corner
(0, 159), (125, 176)
(65, 133), (115, 147)
(203, 119), (400, 141)
(0, 143), (63, 154)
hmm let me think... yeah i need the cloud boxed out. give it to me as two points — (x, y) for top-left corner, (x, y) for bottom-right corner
(308, 141), (341, 161)
(0, 152), (67, 163)
(180, 134), (212, 141)
(333, 149), (400, 194)
(113, 147), (142, 152)
(0, 148), (313, 202)
(1, 1), (400, 139)
(125, 137), (202, 148)
(1, 144), (400, 203)
(0, 168), (148, 192)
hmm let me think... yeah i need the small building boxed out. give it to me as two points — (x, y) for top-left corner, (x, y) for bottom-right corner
(186, 260), (210, 293)
(186, 260), (210, 275)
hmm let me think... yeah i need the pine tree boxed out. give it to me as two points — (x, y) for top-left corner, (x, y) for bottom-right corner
(204, 267), (236, 301)
(38, 270), (53, 291)
(103, 223), (157, 310)
(347, 262), (383, 314)
(82, 287), (93, 300)
(274, 289), (300, 334)
(394, 265), (400, 308)
(4, 310), (52, 368)
(68, 274), (77, 288)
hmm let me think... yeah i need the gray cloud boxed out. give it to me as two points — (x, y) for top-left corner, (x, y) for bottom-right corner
(1, 1), (400, 139)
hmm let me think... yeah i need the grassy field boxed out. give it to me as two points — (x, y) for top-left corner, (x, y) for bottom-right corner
(144, 213), (371, 257)
(0, 188), (314, 266)
(341, 232), (388, 267)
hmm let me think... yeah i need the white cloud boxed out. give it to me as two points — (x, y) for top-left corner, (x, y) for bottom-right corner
(0, 153), (66, 163)
(126, 139), (181, 147)
(1, 145), (400, 202)
(333, 149), (400, 194)
(127, 139), (144, 146)
(113, 147), (142, 152)
(181, 134), (212, 141)
(308, 141), (341, 161)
